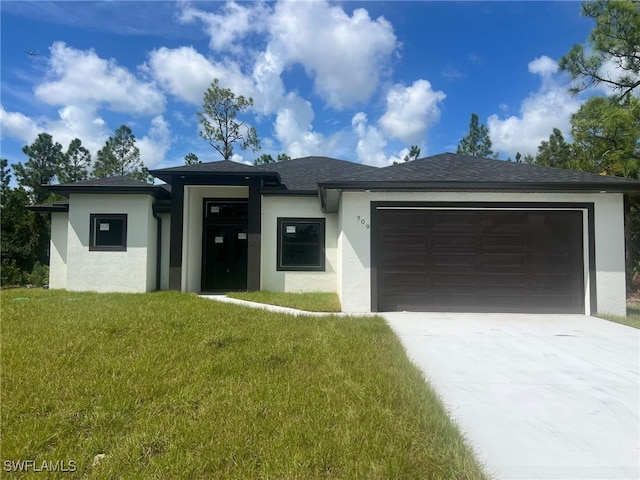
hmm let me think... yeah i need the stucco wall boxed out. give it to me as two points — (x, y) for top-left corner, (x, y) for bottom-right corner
(338, 191), (627, 316)
(49, 212), (68, 289)
(65, 193), (157, 293)
(182, 186), (248, 292)
(261, 195), (338, 293)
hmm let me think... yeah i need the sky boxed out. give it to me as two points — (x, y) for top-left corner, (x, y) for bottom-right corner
(0, 1), (604, 175)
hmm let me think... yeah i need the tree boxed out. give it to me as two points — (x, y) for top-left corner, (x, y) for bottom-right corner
(535, 128), (574, 169)
(559, 0), (640, 100)
(457, 113), (496, 158)
(13, 132), (62, 204)
(569, 95), (640, 178)
(57, 138), (91, 184)
(184, 152), (201, 165)
(403, 145), (421, 162)
(254, 154), (275, 165)
(1, 158), (11, 205)
(254, 153), (291, 165)
(197, 78), (260, 160)
(93, 125), (151, 182)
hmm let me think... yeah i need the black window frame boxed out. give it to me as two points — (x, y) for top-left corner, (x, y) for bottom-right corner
(277, 217), (326, 271)
(89, 214), (128, 252)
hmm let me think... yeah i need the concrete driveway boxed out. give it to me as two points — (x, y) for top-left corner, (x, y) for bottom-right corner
(383, 312), (639, 480)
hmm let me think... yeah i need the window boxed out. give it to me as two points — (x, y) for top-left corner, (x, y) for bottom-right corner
(89, 214), (127, 251)
(277, 218), (325, 271)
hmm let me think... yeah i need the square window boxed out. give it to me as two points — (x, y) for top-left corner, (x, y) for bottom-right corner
(277, 218), (325, 271)
(89, 214), (127, 251)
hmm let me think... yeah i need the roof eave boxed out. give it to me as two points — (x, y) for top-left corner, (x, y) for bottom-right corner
(150, 169), (281, 185)
(318, 181), (640, 213)
(46, 184), (171, 199)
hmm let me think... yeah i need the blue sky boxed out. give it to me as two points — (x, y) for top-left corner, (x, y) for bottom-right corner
(1, 1), (600, 173)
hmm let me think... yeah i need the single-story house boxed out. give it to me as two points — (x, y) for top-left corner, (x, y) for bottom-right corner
(30, 153), (640, 316)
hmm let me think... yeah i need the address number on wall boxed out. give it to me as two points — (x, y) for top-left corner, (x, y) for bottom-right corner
(356, 216), (370, 229)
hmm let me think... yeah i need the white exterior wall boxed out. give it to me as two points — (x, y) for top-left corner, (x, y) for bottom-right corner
(338, 191), (627, 316)
(65, 194), (157, 293)
(48, 212), (68, 289)
(182, 186), (248, 292)
(261, 195), (338, 293)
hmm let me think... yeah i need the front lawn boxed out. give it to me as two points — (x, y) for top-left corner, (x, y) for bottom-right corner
(227, 290), (341, 312)
(1, 289), (487, 479)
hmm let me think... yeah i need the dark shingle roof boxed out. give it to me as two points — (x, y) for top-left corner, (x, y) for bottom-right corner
(338, 153), (640, 186)
(150, 156), (378, 191)
(258, 156), (378, 191)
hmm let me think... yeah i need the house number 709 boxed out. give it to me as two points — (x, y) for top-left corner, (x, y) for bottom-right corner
(356, 216), (370, 229)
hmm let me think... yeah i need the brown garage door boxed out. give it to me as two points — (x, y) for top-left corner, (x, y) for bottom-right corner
(376, 209), (585, 313)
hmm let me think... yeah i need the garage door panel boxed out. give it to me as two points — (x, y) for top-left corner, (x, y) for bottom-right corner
(377, 209), (584, 313)
(432, 253), (477, 267)
(482, 253), (527, 267)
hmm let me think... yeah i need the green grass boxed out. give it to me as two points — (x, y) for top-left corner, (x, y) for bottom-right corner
(597, 304), (640, 329)
(1, 289), (487, 479)
(227, 291), (342, 312)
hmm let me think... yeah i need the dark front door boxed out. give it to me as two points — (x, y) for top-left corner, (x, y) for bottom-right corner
(202, 200), (248, 292)
(376, 209), (585, 313)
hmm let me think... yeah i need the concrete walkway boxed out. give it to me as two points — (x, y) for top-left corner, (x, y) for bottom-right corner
(383, 312), (640, 480)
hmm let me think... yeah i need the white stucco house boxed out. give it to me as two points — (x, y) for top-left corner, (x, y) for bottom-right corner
(30, 153), (640, 316)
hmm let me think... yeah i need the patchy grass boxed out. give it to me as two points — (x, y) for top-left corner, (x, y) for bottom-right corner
(227, 290), (341, 312)
(597, 304), (640, 329)
(1, 289), (487, 479)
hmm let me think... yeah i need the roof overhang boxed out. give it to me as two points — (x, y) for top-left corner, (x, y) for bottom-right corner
(317, 181), (640, 213)
(46, 184), (171, 199)
(26, 200), (70, 213)
(149, 169), (281, 186)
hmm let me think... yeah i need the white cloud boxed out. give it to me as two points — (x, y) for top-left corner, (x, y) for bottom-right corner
(528, 55), (558, 78)
(270, 1), (397, 109)
(177, 1), (269, 53)
(48, 105), (109, 154)
(0, 104), (109, 156)
(488, 56), (581, 157)
(352, 112), (389, 167)
(35, 42), (165, 115)
(144, 46), (254, 106)
(269, 1), (398, 109)
(138, 116), (173, 168)
(182, 0), (399, 111)
(0, 105), (40, 143)
(379, 80), (446, 144)
(274, 94), (326, 158)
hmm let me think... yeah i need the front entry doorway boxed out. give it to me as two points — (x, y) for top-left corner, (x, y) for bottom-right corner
(202, 200), (248, 291)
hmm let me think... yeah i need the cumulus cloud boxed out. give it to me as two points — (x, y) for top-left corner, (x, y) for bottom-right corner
(379, 80), (446, 144)
(137, 116), (173, 168)
(0, 104), (109, 156)
(35, 42), (165, 115)
(177, 1), (269, 53)
(352, 112), (389, 166)
(488, 56), (581, 157)
(144, 46), (254, 105)
(274, 94), (326, 158)
(0, 105), (40, 143)
(269, 1), (398, 109)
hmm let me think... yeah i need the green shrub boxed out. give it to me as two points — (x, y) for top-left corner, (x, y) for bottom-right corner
(27, 262), (49, 286)
(0, 259), (27, 287)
